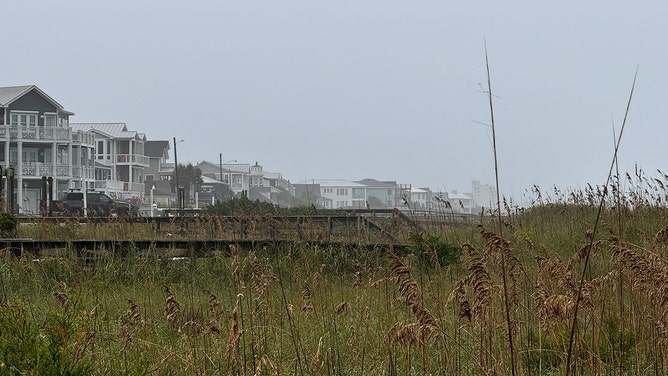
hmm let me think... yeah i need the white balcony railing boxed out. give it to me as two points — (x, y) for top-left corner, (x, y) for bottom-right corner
(21, 163), (53, 177)
(0, 125), (72, 141)
(116, 153), (149, 166)
(17, 163), (89, 178)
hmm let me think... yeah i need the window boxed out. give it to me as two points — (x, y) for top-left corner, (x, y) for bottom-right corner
(57, 147), (69, 164)
(10, 112), (37, 127)
(22, 150), (37, 163)
(44, 114), (57, 127)
(96, 141), (104, 159)
(96, 169), (111, 180)
(336, 188), (348, 196)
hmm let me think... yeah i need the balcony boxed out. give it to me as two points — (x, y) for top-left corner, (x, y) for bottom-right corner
(18, 163), (78, 178)
(116, 153), (149, 167)
(0, 125), (72, 142)
(21, 163), (53, 177)
(71, 130), (95, 146)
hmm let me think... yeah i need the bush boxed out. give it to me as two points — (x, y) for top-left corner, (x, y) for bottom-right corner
(0, 304), (90, 375)
(0, 212), (16, 237)
(408, 231), (461, 268)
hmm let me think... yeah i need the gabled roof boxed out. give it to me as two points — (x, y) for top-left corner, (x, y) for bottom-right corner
(408, 187), (429, 194)
(201, 175), (222, 184)
(356, 179), (398, 188)
(71, 123), (141, 140)
(302, 179), (366, 188)
(0, 85), (69, 112)
(145, 140), (170, 158)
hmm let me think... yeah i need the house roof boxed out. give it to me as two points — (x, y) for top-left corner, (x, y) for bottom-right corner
(201, 175), (222, 184)
(0, 85), (70, 113)
(145, 140), (170, 158)
(71, 123), (141, 140)
(198, 160), (251, 173)
(356, 179), (398, 188)
(447, 191), (473, 200)
(303, 179), (366, 188)
(408, 187), (429, 194)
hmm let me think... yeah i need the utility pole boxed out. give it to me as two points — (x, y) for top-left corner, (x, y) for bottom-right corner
(219, 153), (224, 201)
(173, 137), (180, 209)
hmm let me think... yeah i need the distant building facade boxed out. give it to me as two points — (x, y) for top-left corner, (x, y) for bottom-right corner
(71, 123), (147, 200)
(472, 180), (496, 212)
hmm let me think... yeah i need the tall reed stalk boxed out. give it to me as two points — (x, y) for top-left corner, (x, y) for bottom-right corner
(484, 41), (516, 376)
(565, 68), (638, 376)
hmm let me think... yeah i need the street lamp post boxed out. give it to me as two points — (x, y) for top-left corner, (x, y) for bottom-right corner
(173, 138), (184, 209)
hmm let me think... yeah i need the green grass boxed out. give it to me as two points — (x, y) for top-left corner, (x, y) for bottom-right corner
(4, 186), (668, 374)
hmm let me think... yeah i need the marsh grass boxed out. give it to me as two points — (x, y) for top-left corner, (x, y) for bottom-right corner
(4, 180), (668, 373)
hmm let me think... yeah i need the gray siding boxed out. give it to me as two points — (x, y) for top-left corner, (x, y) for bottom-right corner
(8, 89), (62, 125)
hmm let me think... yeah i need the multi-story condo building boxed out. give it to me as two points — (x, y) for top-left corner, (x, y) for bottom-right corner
(472, 180), (496, 212)
(71, 123), (147, 200)
(0, 85), (95, 214)
(306, 179), (366, 209)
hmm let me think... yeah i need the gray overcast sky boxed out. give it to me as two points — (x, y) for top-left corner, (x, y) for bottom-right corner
(3, 1), (666, 204)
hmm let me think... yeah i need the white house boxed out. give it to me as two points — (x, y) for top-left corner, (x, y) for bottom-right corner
(406, 186), (431, 209)
(306, 179), (366, 209)
(71, 123), (148, 200)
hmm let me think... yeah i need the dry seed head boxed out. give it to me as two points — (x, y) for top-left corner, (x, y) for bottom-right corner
(353, 271), (362, 288)
(312, 337), (323, 374)
(165, 288), (181, 325)
(226, 304), (241, 358)
(302, 282), (312, 301)
(387, 249), (438, 330)
(301, 303), (314, 314)
(205, 290), (222, 320)
(180, 320), (204, 336)
(334, 301), (348, 315)
(459, 300), (471, 321)
(126, 299), (145, 327)
(254, 354), (277, 375)
(53, 291), (70, 311)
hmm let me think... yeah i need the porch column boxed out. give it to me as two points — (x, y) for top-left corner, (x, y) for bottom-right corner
(52, 142), (58, 195)
(17, 141), (22, 212)
(68, 143), (73, 189)
(128, 140), (133, 194)
(4, 139), (9, 210)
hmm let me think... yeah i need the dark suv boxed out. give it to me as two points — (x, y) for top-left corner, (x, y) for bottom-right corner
(52, 191), (139, 217)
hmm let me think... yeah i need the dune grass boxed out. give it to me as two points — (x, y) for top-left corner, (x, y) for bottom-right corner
(3, 180), (668, 374)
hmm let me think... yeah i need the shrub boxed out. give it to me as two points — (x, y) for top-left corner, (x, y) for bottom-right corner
(408, 231), (461, 268)
(0, 212), (16, 237)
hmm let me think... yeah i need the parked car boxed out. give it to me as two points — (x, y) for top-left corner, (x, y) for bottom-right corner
(51, 190), (140, 217)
